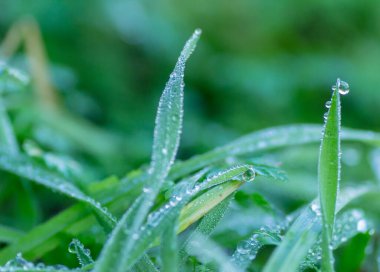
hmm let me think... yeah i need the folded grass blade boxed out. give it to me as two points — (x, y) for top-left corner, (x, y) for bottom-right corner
(180, 194), (234, 266)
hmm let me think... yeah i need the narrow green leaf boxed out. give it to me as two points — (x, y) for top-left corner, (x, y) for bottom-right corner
(161, 220), (179, 272)
(0, 225), (23, 243)
(318, 79), (345, 271)
(93, 29), (201, 272)
(179, 180), (243, 233)
(169, 125), (380, 180)
(0, 149), (116, 232)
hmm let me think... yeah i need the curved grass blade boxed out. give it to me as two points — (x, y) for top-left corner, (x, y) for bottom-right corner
(318, 79), (344, 271)
(179, 181), (243, 233)
(186, 233), (239, 272)
(169, 125), (380, 180)
(93, 29), (201, 272)
(0, 149), (116, 232)
(231, 228), (282, 270)
(263, 186), (372, 272)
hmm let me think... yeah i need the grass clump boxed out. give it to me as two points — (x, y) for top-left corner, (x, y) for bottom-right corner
(0, 29), (380, 272)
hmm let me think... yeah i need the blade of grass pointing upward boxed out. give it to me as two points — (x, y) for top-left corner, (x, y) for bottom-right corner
(93, 29), (201, 272)
(318, 78), (348, 271)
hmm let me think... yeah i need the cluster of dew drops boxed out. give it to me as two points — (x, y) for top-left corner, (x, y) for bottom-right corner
(324, 78), (350, 120)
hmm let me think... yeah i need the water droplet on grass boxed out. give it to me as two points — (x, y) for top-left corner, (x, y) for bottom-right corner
(68, 240), (77, 253)
(333, 78), (350, 95)
(242, 167), (256, 182)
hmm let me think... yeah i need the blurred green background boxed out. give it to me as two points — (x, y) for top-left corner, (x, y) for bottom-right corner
(1, 1), (380, 181)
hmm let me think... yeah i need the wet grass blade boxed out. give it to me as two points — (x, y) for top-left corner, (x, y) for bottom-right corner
(0, 149), (116, 232)
(93, 29), (201, 272)
(161, 220), (179, 272)
(318, 79), (344, 271)
(170, 125), (380, 180)
(231, 228), (282, 270)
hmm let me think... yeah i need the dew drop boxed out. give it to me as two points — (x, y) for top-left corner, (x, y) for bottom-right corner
(242, 167), (256, 182)
(68, 240), (77, 254)
(325, 101), (331, 109)
(336, 78), (350, 95)
(357, 219), (367, 232)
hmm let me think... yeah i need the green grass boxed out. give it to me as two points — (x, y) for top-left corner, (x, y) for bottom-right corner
(1, 30), (380, 272)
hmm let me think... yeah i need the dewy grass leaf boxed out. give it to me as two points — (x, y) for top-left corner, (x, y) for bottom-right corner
(161, 219), (179, 272)
(231, 227), (282, 270)
(318, 78), (346, 271)
(170, 124), (380, 180)
(0, 149), (116, 232)
(93, 29), (201, 272)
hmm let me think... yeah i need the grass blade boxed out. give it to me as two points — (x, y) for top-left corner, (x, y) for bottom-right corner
(0, 225), (23, 244)
(170, 125), (380, 180)
(318, 79), (345, 271)
(161, 220), (179, 272)
(93, 29), (201, 272)
(0, 149), (116, 232)
(231, 228), (282, 270)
